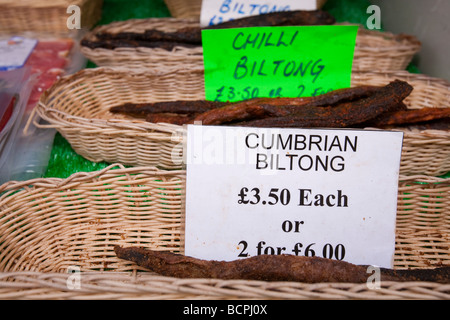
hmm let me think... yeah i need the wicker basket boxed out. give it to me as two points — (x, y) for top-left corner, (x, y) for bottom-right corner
(163, 0), (328, 19)
(0, 0), (103, 36)
(35, 67), (449, 176)
(81, 18), (204, 70)
(164, 0), (202, 19)
(80, 17), (420, 72)
(0, 164), (448, 299)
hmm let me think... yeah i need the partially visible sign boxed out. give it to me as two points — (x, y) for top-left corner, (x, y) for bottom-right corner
(184, 125), (404, 268)
(202, 25), (358, 102)
(200, 0), (320, 27)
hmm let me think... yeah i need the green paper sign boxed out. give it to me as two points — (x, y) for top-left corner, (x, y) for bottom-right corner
(202, 25), (358, 102)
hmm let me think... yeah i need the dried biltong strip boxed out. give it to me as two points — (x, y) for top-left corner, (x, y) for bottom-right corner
(145, 113), (197, 125)
(379, 266), (450, 283)
(80, 39), (122, 50)
(96, 28), (202, 45)
(110, 100), (226, 116)
(236, 80), (413, 128)
(406, 119), (450, 131)
(365, 107), (450, 127)
(110, 82), (413, 128)
(114, 246), (371, 282)
(194, 85), (382, 125)
(300, 85), (382, 107)
(194, 100), (285, 125)
(114, 246), (450, 283)
(144, 28), (202, 44)
(81, 38), (198, 50)
(82, 10), (335, 51)
(110, 86), (380, 125)
(195, 82), (408, 126)
(205, 9), (336, 29)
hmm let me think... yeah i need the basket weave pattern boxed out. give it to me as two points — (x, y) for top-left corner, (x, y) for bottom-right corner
(0, 165), (185, 273)
(164, 0), (202, 19)
(36, 67), (450, 175)
(37, 67), (192, 169)
(81, 18), (204, 70)
(80, 18), (421, 72)
(0, 165), (448, 299)
(1, 272), (448, 300)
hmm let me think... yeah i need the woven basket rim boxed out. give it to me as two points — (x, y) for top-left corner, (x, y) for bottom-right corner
(0, 0), (86, 8)
(0, 271), (449, 299)
(37, 67), (194, 137)
(0, 163), (186, 194)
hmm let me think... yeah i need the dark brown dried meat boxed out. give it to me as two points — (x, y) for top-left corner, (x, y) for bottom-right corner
(205, 9), (336, 29)
(144, 28), (202, 44)
(365, 107), (450, 127)
(193, 99), (286, 125)
(196, 80), (413, 127)
(406, 119), (450, 131)
(80, 38), (199, 50)
(110, 100), (226, 116)
(110, 85), (381, 124)
(95, 28), (203, 45)
(194, 85), (383, 125)
(82, 10), (335, 50)
(145, 113), (197, 125)
(114, 246), (450, 283)
(109, 82), (421, 128)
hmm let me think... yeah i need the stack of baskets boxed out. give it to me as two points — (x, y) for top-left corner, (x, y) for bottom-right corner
(0, 2), (449, 300)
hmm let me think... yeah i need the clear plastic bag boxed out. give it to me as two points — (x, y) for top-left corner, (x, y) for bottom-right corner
(0, 34), (87, 184)
(0, 67), (35, 183)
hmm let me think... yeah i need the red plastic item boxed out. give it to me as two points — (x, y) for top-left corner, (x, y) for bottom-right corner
(0, 93), (15, 133)
(23, 39), (74, 111)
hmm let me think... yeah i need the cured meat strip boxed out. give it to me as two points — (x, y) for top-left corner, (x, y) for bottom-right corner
(192, 100), (283, 125)
(114, 246), (450, 283)
(195, 85), (382, 125)
(110, 100), (226, 116)
(82, 10), (335, 50)
(197, 80), (412, 127)
(406, 119), (450, 131)
(110, 86), (379, 124)
(80, 39), (199, 50)
(109, 82), (420, 128)
(205, 9), (336, 29)
(145, 113), (197, 125)
(365, 107), (450, 127)
(110, 86), (381, 125)
(95, 28), (203, 45)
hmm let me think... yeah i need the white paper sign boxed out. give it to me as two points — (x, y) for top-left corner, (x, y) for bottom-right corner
(184, 125), (403, 268)
(200, 0), (320, 27)
(0, 37), (37, 71)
